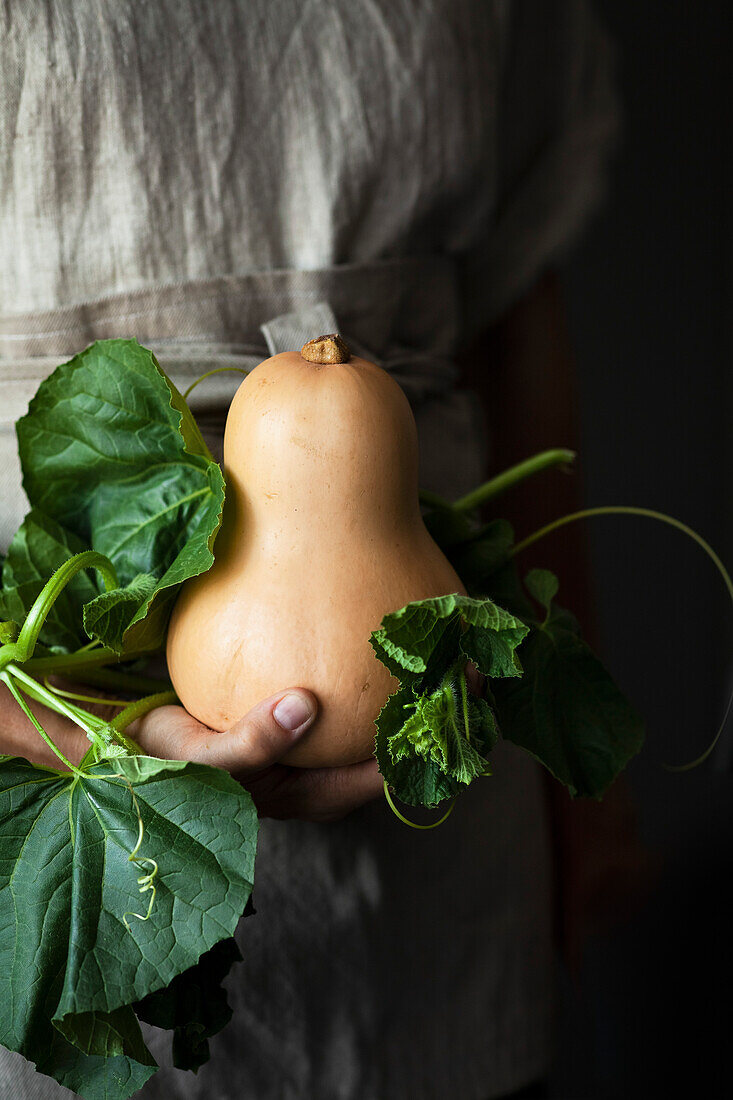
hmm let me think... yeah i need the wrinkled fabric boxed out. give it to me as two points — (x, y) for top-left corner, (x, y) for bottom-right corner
(0, 0), (616, 327)
(0, 2), (617, 1098)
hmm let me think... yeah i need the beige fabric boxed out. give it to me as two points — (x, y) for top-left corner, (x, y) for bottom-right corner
(0, 2), (617, 1098)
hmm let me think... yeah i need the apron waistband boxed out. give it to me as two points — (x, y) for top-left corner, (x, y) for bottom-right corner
(0, 256), (460, 405)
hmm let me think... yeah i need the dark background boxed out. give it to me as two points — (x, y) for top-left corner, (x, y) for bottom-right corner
(551, 3), (731, 1096)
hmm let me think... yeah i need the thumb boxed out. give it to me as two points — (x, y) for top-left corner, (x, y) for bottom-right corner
(130, 689), (318, 776)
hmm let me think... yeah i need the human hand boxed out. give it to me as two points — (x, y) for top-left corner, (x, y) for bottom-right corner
(0, 681), (382, 822)
(137, 665), (484, 821)
(128, 690), (384, 822)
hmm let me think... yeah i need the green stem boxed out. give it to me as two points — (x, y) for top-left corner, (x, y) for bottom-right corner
(68, 666), (173, 695)
(459, 671), (470, 744)
(78, 729), (145, 770)
(23, 646), (156, 676)
(383, 781), (456, 829)
(112, 691), (178, 732)
(8, 664), (100, 740)
(13, 673), (142, 767)
(452, 449), (576, 513)
(418, 488), (452, 510)
(42, 678), (130, 708)
(19, 553), (117, 658)
(512, 505), (733, 769)
(0, 670), (80, 774)
(0, 551), (119, 671)
(183, 366), (249, 401)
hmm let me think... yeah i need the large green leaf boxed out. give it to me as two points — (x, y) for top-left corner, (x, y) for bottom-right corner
(494, 600), (645, 797)
(524, 568), (560, 618)
(14, 339), (225, 653)
(0, 754), (258, 1098)
(17, 339), (213, 523)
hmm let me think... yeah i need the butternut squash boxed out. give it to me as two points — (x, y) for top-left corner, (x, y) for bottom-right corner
(166, 335), (465, 767)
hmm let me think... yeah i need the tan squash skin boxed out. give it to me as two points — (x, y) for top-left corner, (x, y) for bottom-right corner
(166, 341), (466, 767)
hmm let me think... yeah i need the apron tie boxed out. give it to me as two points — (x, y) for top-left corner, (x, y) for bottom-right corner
(260, 300), (457, 403)
(0, 254), (461, 408)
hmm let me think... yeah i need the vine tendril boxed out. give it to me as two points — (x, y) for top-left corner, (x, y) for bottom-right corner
(120, 783), (159, 930)
(513, 505), (733, 769)
(182, 366), (249, 400)
(383, 781), (456, 829)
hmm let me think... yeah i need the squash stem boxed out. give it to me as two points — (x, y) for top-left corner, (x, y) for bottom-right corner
(66, 666), (173, 696)
(0, 551), (118, 672)
(418, 488), (452, 510)
(452, 449), (576, 513)
(42, 677), (130, 708)
(112, 691), (179, 732)
(8, 664), (100, 740)
(23, 647), (158, 677)
(459, 670), (470, 744)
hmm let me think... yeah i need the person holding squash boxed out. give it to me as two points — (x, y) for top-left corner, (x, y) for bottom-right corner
(0, 3), (646, 1099)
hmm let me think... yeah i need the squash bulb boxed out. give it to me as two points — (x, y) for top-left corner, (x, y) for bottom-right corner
(166, 336), (465, 767)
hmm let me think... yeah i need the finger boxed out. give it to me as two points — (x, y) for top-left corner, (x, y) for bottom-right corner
(252, 757), (384, 822)
(130, 689), (318, 776)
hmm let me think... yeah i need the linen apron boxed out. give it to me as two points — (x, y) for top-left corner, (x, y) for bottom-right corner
(0, 3), (616, 1097)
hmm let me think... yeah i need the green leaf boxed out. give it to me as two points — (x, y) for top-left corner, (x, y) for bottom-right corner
(371, 594), (526, 806)
(458, 597), (528, 678)
(370, 599), (456, 680)
(375, 687), (464, 808)
(478, 558), (538, 622)
(388, 681), (491, 785)
(423, 502), (536, 622)
(0, 754), (258, 1098)
(449, 519), (515, 591)
(494, 604), (645, 798)
(387, 529), (644, 803)
(117, 462), (226, 653)
(424, 508), (514, 593)
(82, 573), (158, 652)
(14, 339), (225, 653)
(371, 593), (528, 682)
(54, 1005), (155, 1065)
(422, 503), (476, 548)
(0, 510), (101, 652)
(135, 937), (243, 1073)
(468, 693), (501, 755)
(524, 568), (559, 623)
(17, 339), (213, 523)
